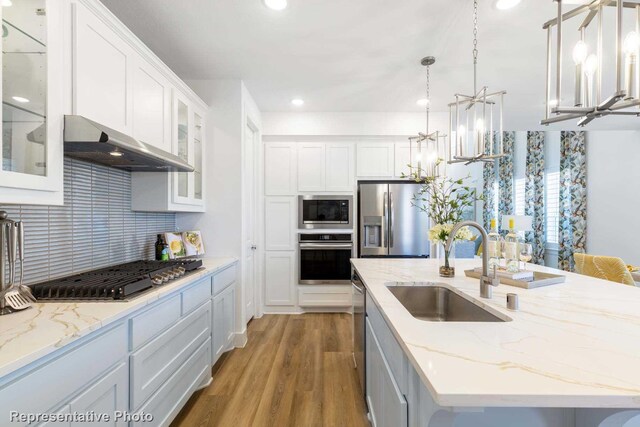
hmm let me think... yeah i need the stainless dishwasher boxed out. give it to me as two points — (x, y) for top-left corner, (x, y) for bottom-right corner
(352, 271), (366, 397)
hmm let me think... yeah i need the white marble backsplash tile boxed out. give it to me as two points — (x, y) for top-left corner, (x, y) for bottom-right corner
(0, 158), (176, 285)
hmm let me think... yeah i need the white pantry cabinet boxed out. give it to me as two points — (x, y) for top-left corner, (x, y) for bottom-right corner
(297, 143), (326, 192)
(394, 141), (417, 178)
(0, 0), (65, 205)
(356, 142), (395, 177)
(264, 251), (296, 306)
(296, 142), (354, 193)
(325, 143), (354, 191)
(264, 142), (297, 196)
(265, 197), (296, 251)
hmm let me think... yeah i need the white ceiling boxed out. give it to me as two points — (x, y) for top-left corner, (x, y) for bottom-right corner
(101, 0), (640, 130)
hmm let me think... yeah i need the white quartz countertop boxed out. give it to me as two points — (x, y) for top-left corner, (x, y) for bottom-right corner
(0, 257), (237, 379)
(351, 258), (640, 408)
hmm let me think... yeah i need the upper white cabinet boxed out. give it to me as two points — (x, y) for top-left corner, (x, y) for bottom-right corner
(132, 59), (172, 152)
(131, 97), (206, 212)
(74, 2), (132, 135)
(0, 0), (65, 205)
(394, 141), (417, 178)
(265, 142), (297, 196)
(296, 142), (354, 193)
(70, 0), (210, 212)
(356, 142), (394, 177)
(325, 143), (354, 192)
(297, 143), (326, 192)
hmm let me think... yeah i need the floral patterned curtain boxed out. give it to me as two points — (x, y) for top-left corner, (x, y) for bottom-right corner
(525, 131), (546, 265)
(558, 131), (587, 271)
(498, 131), (515, 232)
(482, 133), (497, 231)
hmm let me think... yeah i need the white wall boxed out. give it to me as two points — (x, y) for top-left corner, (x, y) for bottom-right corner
(263, 111), (449, 137)
(587, 131), (640, 265)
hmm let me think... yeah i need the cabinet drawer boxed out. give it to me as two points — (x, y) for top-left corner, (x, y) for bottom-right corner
(298, 286), (352, 307)
(133, 338), (211, 427)
(366, 293), (407, 393)
(130, 301), (211, 410)
(130, 295), (181, 350)
(213, 264), (237, 296)
(0, 324), (127, 423)
(182, 276), (212, 315)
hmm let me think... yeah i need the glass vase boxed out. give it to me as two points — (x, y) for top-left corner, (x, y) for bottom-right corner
(438, 242), (456, 278)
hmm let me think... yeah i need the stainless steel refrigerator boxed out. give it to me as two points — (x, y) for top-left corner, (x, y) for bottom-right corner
(358, 181), (430, 258)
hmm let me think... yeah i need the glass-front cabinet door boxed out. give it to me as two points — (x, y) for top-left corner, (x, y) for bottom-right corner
(0, 0), (63, 204)
(172, 92), (204, 207)
(193, 110), (204, 202)
(174, 96), (190, 202)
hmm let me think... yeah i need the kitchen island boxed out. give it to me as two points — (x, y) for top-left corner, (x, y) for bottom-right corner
(352, 258), (640, 427)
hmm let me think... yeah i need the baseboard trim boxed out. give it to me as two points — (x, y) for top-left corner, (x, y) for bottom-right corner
(233, 329), (248, 348)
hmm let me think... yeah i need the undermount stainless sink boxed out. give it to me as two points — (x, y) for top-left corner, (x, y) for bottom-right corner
(387, 284), (509, 322)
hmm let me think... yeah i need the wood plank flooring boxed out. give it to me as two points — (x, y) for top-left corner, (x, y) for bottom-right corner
(171, 313), (370, 427)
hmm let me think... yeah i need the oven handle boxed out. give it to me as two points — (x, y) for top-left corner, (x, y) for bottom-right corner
(299, 243), (354, 250)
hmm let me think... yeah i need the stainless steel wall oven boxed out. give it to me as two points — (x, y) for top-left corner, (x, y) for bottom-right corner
(298, 233), (353, 284)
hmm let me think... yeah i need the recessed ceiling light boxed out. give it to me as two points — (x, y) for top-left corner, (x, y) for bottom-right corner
(264, 0), (287, 11)
(291, 98), (304, 106)
(495, 0), (521, 10)
(12, 96), (29, 103)
(416, 99), (429, 107)
(109, 151), (124, 157)
(2, 0), (12, 6)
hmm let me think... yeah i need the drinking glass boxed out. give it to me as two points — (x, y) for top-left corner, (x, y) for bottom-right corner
(519, 243), (533, 271)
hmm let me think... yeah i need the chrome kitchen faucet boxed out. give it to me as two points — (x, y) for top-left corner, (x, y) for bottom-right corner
(445, 221), (500, 299)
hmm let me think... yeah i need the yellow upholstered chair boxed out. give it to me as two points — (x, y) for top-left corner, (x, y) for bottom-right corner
(574, 253), (637, 286)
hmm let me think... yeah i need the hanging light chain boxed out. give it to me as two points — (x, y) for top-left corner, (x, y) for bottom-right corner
(473, 0), (479, 94)
(426, 63), (430, 135)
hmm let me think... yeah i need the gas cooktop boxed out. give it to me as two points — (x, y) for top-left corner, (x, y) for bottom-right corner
(30, 259), (203, 301)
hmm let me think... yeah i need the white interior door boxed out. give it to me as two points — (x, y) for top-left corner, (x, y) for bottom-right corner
(243, 122), (258, 323)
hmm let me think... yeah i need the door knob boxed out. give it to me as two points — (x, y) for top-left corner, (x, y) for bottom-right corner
(251, 245), (257, 250)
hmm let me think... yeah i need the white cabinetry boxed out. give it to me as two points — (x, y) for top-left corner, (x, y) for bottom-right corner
(366, 317), (408, 427)
(297, 143), (326, 192)
(265, 252), (296, 306)
(325, 143), (354, 191)
(394, 142), (417, 178)
(131, 98), (207, 212)
(356, 143), (394, 177)
(74, 1), (132, 134)
(69, 362), (128, 427)
(265, 197), (296, 251)
(0, 0), (65, 204)
(213, 283), (236, 364)
(296, 142), (354, 192)
(132, 59), (172, 152)
(265, 142), (297, 196)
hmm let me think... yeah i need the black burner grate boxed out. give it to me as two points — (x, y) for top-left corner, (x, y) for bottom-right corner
(30, 259), (203, 301)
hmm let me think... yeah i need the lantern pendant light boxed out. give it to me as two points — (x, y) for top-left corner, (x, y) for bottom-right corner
(409, 56), (448, 179)
(541, 0), (640, 127)
(448, 0), (507, 165)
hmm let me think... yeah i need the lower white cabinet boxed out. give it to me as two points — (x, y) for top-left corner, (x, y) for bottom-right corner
(366, 317), (408, 427)
(212, 282), (236, 364)
(68, 362), (129, 427)
(298, 285), (352, 307)
(264, 251), (296, 306)
(0, 265), (241, 427)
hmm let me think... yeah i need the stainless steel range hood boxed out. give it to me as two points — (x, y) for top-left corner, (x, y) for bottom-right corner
(63, 115), (194, 172)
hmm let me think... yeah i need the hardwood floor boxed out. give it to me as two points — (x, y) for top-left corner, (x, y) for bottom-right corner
(171, 313), (370, 427)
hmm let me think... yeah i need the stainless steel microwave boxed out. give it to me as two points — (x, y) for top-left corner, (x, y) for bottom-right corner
(298, 195), (353, 229)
